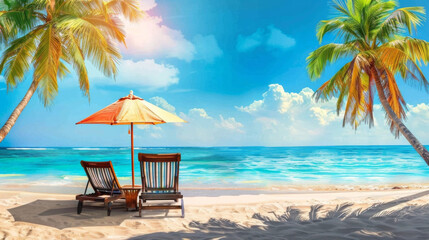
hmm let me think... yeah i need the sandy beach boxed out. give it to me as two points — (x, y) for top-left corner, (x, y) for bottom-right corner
(1, 188), (429, 239)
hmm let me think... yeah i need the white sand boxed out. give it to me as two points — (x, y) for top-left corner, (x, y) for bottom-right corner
(1, 189), (429, 239)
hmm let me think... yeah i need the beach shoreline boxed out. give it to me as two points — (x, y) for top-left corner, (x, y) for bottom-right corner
(2, 181), (429, 196)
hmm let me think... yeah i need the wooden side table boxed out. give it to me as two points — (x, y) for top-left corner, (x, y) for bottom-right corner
(122, 185), (141, 211)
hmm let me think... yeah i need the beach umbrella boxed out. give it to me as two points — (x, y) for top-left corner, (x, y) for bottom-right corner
(76, 90), (186, 187)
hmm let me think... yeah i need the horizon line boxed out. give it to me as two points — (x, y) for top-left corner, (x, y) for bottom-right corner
(1, 144), (427, 148)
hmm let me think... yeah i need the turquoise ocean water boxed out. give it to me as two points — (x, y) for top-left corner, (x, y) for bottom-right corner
(0, 146), (428, 189)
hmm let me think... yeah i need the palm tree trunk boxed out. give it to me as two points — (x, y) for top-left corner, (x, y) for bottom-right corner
(372, 69), (429, 165)
(0, 80), (38, 143)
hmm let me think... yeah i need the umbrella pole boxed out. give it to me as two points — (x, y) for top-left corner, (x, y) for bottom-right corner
(131, 123), (134, 187)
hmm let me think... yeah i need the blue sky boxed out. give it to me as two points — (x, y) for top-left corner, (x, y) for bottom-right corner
(1, 0), (429, 147)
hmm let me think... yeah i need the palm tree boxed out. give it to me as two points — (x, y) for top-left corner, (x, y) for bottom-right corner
(307, 0), (429, 164)
(0, 0), (142, 142)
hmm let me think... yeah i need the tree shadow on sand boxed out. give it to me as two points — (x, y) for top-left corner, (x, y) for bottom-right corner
(129, 190), (429, 240)
(7, 198), (187, 229)
(7, 199), (137, 229)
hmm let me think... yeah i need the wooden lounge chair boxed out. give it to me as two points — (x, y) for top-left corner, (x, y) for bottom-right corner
(138, 153), (184, 218)
(76, 161), (125, 216)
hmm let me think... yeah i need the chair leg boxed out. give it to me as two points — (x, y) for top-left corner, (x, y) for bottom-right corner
(107, 202), (112, 216)
(77, 200), (83, 214)
(139, 199), (143, 217)
(181, 198), (185, 218)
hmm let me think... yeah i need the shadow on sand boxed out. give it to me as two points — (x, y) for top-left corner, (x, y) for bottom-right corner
(129, 190), (429, 240)
(7, 199), (184, 229)
(7, 199), (136, 229)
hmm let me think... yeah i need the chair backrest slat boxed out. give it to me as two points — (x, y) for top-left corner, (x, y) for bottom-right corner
(138, 153), (181, 193)
(81, 161), (122, 194)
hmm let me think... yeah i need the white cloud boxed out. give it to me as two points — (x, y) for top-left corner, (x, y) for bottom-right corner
(255, 117), (279, 132)
(237, 84), (341, 144)
(137, 125), (149, 130)
(407, 103), (429, 127)
(122, 16), (195, 61)
(139, 0), (157, 11)
(174, 109), (245, 145)
(188, 108), (212, 119)
(409, 103), (429, 120)
(192, 34), (223, 62)
(310, 106), (339, 126)
(121, 9), (222, 62)
(216, 115), (244, 133)
(236, 28), (264, 52)
(90, 59), (179, 89)
(137, 125), (163, 138)
(237, 84), (307, 114)
(266, 25), (296, 50)
(236, 84), (429, 146)
(236, 25), (295, 52)
(137, 125), (161, 131)
(149, 96), (176, 113)
(133, 99), (244, 146)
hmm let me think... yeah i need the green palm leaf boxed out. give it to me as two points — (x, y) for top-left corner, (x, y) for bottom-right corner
(0, 26), (42, 88)
(33, 24), (62, 105)
(307, 43), (359, 79)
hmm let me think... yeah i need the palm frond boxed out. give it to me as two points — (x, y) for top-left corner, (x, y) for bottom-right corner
(33, 24), (62, 106)
(57, 59), (70, 79)
(104, 0), (143, 22)
(381, 38), (429, 91)
(54, 0), (102, 16)
(378, 46), (407, 71)
(314, 62), (350, 114)
(55, 15), (120, 78)
(0, 26), (42, 89)
(387, 37), (429, 64)
(378, 67), (407, 137)
(401, 60), (429, 92)
(316, 18), (360, 43)
(376, 7), (426, 42)
(0, 1), (43, 33)
(307, 43), (358, 79)
(342, 55), (371, 129)
(0, 16), (17, 44)
(82, 15), (125, 44)
(63, 30), (90, 98)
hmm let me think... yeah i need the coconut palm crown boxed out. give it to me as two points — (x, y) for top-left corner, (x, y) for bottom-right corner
(0, 0), (142, 142)
(307, 0), (429, 163)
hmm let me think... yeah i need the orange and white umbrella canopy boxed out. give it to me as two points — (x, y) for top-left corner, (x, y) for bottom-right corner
(76, 91), (186, 125)
(76, 91), (186, 187)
